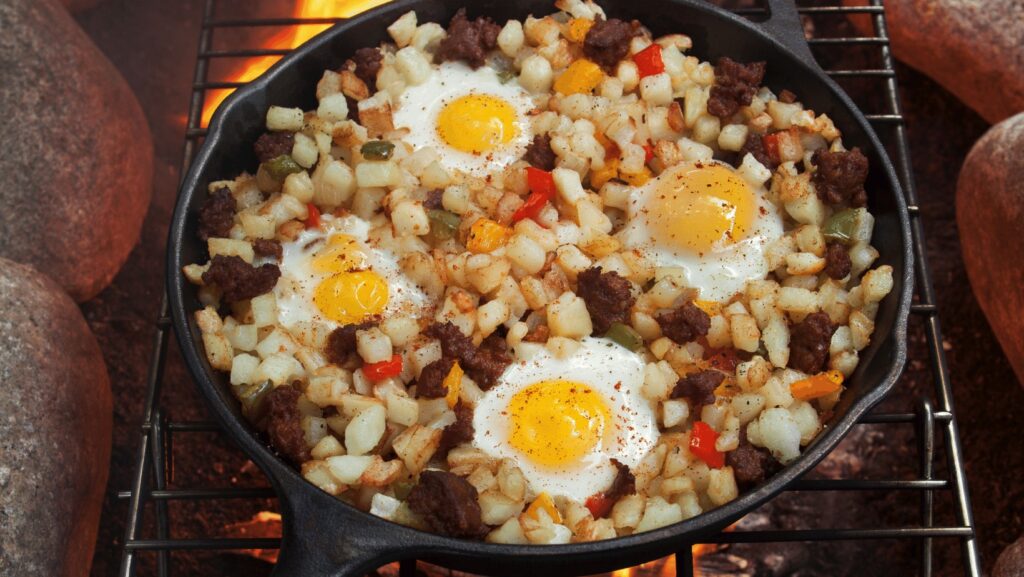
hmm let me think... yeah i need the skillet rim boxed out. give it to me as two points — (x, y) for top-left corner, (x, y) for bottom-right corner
(167, 0), (913, 568)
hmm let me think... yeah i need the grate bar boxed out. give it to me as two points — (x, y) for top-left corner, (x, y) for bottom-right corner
(126, 539), (282, 551)
(705, 527), (974, 544)
(116, 488), (277, 500)
(118, 1), (982, 575)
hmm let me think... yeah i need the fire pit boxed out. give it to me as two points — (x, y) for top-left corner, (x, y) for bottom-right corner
(107, 1), (983, 576)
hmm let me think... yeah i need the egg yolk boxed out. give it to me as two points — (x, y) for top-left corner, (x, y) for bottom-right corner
(313, 271), (388, 324)
(508, 380), (611, 467)
(436, 94), (519, 154)
(311, 234), (367, 274)
(645, 164), (754, 253)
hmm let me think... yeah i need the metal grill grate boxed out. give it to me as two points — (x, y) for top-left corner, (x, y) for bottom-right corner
(117, 1), (983, 575)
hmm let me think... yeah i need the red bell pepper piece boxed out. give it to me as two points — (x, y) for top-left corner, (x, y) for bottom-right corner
(585, 493), (615, 519)
(362, 354), (403, 382)
(643, 143), (654, 164)
(632, 44), (665, 78)
(513, 167), (557, 223)
(305, 203), (321, 229)
(761, 132), (782, 165)
(689, 421), (725, 468)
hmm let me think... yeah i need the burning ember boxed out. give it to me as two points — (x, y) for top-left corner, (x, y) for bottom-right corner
(201, 0), (391, 126)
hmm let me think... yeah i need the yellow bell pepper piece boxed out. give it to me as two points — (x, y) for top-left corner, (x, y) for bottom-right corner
(466, 218), (510, 253)
(590, 157), (620, 189)
(565, 18), (594, 43)
(620, 167), (652, 186)
(693, 300), (722, 316)
(443, 361), (463, 408)
(790, 370), (845, 401)
(524, 492), (562, 524)
(554, 59), (605, 95)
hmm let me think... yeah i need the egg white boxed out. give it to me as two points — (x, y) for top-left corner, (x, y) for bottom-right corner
(392, 61), (534, 177)
(273, 214), (430, 339)
(619, 161), (785, 303)
(472, 337), (658, 502)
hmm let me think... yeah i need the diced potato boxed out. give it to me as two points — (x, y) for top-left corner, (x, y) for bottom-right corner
(360, 457), (403, 487)
(303, 460), (345, 495)
(706, 467), (738, 506)
(311, 159), (356, 208)
(395, 46), (431, 86)
(778, 286), (819, 315)
(385, 391), (419, 427)
(487, 518), (529, 544)
(311, 435), (345, 459)
(256, 328), (298, 359)
(317, 93), (349, 122)
(392, 424), (442, 474)
(480, 490), (524, 525)
(369, 492), (402, 520)
(391, 200), (430, 236)
(611, 493), (645, 529)
(202, 333), (233, 370)
(860, 265), (894, 304)
(639, 72), (672, 106)
(635, 497), (683, 532)
(355, 161), (399, 188)
(546, 291), (593, 339)
(497, 20), (525, 57)
(345, 404), (387, 456)
(306, 371), (351, 407)
(356, 327), (392, 364)
(387, 10), (417, 47)
(266, 106), (304, 131)
(325, 454), (374, 484)
(730, 314), (761, 353)
(754, 407), (802, 463)
(208, 238), (253, 263)
(519, 54), (553, 93)
(662, 399), (690, 428)
(229, 353), (260, 385)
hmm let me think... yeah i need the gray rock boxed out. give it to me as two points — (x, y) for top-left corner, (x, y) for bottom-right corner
(0, 0), (152, 302)
(59, 0), (103, 12)
(0, 257), (113, 577)
(845, 0), (1024, 124)
(956, 112), (1024, 388)
(996, 536), (1024, 577)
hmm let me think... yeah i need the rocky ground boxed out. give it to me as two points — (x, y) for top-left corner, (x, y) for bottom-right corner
(70, 1), (1021, 575)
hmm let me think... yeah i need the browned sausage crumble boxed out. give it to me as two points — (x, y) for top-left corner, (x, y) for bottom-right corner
(707, 57), (767, 119)
(253, 131), (295, 163)
(436, 8), (501, 69)
(576, 267), (636, 333)
(265, 385), (311, 466)
(523, 134), (557, 171)
(824, 242), (852, 280)
(351, 47), (384, 90)
(789, 312), (836, 374)
(656, 302), (711, 344)
(671, 369), (725, 408)
(813, 148), (869, 207)
(324, 321), (377, 365)
(583, 18), (641, 71)
(407, 470), (490, 539)
(201, 255), (281, 303)
(197, 188), (236, 241)
(416, 356), (458, 399)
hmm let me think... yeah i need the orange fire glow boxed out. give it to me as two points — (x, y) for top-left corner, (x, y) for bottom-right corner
(200, 0), (392, 127)
(226, 509), (722, 575)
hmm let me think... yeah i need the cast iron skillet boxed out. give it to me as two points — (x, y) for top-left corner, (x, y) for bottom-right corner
(169, 0), (913, 574)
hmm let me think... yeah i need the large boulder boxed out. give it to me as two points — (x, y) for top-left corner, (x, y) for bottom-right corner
(845, 0), (1024, 124)
(0, 0), (152, 302)
(0, 258), (113, 577)
(996, 536), (1024, 577)
(956, 112), (1024, 387)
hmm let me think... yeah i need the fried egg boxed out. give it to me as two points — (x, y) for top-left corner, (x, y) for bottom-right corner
(472, 338), (658, 501)
(619, 161), (785, 302)
(273, 214), (430, 336)
(392, 61), (534, 177)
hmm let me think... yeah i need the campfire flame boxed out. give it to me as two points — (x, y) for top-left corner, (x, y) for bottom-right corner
(225, 511), (720, 576)
(200, 0), (391, 127)
(213, 1), (729, 574)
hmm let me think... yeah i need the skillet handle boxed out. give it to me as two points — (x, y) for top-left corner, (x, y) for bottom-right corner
(271, 476), (405, 577)
(760, 0), (819, 69)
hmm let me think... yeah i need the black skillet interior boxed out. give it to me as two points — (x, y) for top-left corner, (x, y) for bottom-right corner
(168, 0), (913, 575)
